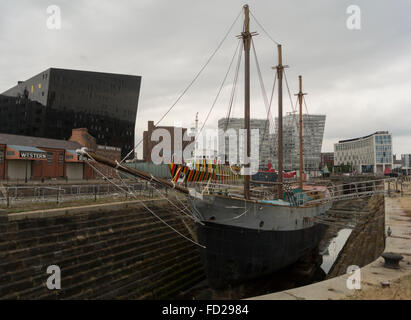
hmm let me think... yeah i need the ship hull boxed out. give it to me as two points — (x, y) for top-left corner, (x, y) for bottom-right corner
(196, 221), (327, 288)
(188, 193), (331, 288)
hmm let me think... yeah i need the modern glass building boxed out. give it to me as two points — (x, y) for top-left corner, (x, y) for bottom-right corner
(334, 131), (393, 174)
(0, 68), (141, 159)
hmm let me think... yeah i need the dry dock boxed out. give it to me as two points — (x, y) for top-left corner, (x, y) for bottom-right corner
(249, 184), (411, 300)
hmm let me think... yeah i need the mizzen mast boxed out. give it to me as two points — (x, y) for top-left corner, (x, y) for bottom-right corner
(296, 75), (306, 190)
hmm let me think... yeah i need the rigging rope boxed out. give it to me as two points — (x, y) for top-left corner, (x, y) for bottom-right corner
(249, 10), (280, 45)
(251, 39), (276, 148)
(224, 40), (243, 132)
(115, 166), (199, 223)
(195, 39), (242, 142)
(84, 153), (206, 248)
(119, 9), (243, 164)
(251, 39), (276, 131)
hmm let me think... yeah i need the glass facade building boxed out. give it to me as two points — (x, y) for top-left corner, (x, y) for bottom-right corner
(0, 68), (141, 159)
(334, 131), (393, 174)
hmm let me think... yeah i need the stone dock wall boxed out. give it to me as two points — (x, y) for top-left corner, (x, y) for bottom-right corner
(0, 199), (205, 299)
(327, 194), (385, 278)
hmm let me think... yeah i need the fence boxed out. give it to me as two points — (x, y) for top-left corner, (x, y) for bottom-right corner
(0, 181), (170, 208)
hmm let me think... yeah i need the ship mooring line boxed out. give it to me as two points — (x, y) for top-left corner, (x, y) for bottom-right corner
(224, 39), (243, 131)
(83, 153), (206, 249)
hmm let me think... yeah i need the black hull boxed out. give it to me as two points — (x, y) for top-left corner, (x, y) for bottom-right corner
(197, 222), (327, 289)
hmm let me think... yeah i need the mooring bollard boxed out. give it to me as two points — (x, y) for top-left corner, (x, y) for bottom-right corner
(381, 252), (403, 269)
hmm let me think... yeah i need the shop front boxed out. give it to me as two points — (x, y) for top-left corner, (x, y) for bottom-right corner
(5, 145), (47, 181)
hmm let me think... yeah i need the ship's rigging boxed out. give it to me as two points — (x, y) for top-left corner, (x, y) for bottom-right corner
(77, 5), (321, 249)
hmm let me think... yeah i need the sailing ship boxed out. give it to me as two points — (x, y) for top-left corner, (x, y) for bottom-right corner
(77, 4), (333, 289)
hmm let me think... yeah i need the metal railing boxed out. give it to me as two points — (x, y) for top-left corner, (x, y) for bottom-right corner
(0, 181), (167, 207)
(303, 178), (401, 205)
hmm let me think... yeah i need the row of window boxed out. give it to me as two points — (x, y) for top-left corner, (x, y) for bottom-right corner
(375, 135), (391, 144)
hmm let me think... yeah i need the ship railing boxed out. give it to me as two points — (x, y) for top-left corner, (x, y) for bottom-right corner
(190, 181), (276, 199)
(302, 178), (397, 205)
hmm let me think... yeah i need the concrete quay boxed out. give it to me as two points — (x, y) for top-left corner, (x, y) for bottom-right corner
(248, 189), (411, 300)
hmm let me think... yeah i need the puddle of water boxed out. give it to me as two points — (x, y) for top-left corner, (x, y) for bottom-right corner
(320, 228), (352, 274)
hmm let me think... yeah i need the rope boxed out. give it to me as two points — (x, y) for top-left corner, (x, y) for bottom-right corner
(283, 70), (297, 113)
(119, 9), (243, 164)
(224, 40), (243, 132)
(251, 39), (276, 144)
(194, 39), (242, 142)
(249, 10), (280, 45)
(114, 163), (196, 221)
(83, 153), (206, 248)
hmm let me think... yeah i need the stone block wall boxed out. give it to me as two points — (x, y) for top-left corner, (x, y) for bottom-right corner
(0, 199), (205, 299)
(327, 194), (385, 278)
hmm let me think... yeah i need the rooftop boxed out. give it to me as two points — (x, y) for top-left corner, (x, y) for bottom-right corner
(0, 133), (81, 150)
(338, 131), (390, 144)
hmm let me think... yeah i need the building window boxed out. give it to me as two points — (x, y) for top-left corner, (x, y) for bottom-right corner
(58, 153), (64, 165)
(0, 149), (3, 164)
(47, 152), (53, 165)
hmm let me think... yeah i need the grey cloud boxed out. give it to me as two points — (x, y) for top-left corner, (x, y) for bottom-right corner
(1, 0), (410, 156)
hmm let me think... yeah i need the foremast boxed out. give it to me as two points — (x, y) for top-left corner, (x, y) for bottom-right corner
(276, 44), (285, 199)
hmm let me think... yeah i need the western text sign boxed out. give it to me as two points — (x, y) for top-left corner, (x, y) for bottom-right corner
(20, 151), (47, 159)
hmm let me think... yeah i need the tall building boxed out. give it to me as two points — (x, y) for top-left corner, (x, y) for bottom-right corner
(334, 131), (393, 174)
(143, 121), (194, 163)
(401, 154), (411, 174)
(218, 118), (273, 170)
(0, 68), (141, 159)
(272, 114), (326, 171)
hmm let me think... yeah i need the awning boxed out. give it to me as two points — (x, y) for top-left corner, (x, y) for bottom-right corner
(6, 145), (47, 160)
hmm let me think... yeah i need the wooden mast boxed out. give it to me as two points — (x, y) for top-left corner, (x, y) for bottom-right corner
(297, 75), (306, 190)
(276, 44), (284, 199)
(242, 4), (251, 200)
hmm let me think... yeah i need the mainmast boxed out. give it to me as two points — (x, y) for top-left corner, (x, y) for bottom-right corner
(276, 44), (284, 199)
(242, 4), (251, 200)
(296, 75), (306, 190)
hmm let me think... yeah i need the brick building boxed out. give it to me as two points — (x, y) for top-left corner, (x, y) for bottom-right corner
(0, 128), (120, 181)
(143, 121), (194, 163)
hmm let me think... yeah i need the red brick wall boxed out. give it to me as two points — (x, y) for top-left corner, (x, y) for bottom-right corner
(142, 121), (193, 163)
(32, 148), (65, 179)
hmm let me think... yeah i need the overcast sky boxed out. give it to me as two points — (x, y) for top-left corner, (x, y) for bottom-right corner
(1, 0), (410, 157)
